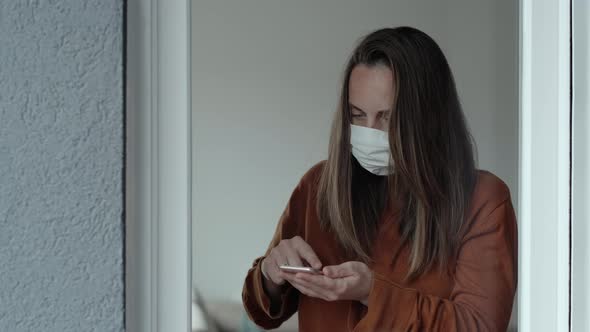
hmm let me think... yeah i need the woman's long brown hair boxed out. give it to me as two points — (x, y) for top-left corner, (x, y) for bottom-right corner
(317, 27), (477, 280)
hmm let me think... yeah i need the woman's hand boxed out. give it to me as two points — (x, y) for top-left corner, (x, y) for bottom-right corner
(260, 236), (322, 297)
(281, 261), (374, 305)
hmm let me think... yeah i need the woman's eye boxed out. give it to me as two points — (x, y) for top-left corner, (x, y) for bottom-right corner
(352, 113), (364, 118)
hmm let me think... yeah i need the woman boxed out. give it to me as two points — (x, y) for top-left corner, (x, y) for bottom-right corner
(242, 27), (517, 331)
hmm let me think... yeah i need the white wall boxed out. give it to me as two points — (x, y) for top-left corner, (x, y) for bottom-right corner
(442, 3), (519, 328)
(572, 0), (590, 329)
(443, 0), (519, 205)
(190, 2), (518, 318)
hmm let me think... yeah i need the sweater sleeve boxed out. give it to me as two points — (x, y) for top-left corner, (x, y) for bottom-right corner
(242, 170), (314, 329)
(354, 199), (518, 332)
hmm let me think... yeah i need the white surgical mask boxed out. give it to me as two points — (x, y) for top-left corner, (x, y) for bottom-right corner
(350, 124), (394, 176)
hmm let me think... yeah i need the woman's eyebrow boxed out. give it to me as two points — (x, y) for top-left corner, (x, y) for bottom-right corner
(349, 103), (390, 114)
(349, 103), (366, 113)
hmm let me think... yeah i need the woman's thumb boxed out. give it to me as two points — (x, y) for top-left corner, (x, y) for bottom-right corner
(323, 266), (341, 278)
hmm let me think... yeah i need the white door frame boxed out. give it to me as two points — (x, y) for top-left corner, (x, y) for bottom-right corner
(126, 0), (192, 331)
(518, 0), (571, 330)
(571, 0), (590, 330)
(124, 0), (574, 331)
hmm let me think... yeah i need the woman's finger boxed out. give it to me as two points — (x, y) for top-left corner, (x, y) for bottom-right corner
(289, 280), (325, 300)
(281, 246), (304, 268)
(323, 261), (357, 278)
(266, 252), (286, 285)
(297, 273), (339, 291)
(292, 275), (338, 301)
(291, 237), (322, 269)
(281, 272), (330, 300)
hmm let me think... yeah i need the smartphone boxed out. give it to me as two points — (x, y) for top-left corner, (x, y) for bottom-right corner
(279, 265), (323, 275)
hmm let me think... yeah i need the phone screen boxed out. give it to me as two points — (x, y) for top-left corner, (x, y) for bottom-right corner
(279, 265), (323, 274)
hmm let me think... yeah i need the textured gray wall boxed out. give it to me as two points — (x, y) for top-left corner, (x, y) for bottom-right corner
(0, 1), (124, 331)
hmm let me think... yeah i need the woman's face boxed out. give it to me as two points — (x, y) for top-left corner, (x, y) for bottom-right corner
(348, 64), (395, 132)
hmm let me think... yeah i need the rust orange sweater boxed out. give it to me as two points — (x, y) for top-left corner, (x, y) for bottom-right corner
(242, 161), (517, 331)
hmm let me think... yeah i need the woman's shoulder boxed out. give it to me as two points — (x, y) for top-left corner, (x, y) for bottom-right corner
(289, 160), (327, 201)
(296, 160), (327, 188)
(468, 169), (514, 222)
(474, 170), (511, 199)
